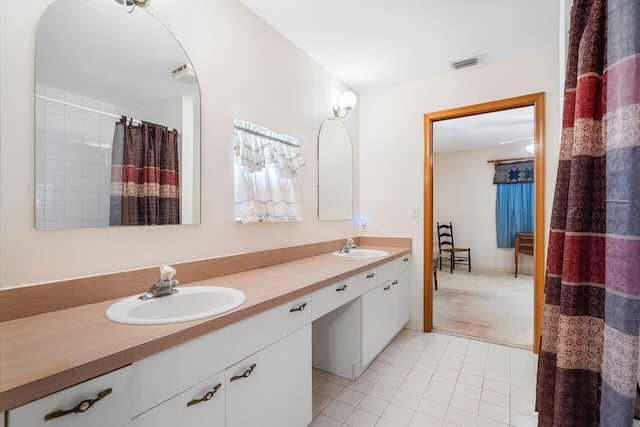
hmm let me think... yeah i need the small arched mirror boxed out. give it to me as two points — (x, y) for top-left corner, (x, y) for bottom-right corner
(318, 118), (353, 220)
(35, 0), (201, 229)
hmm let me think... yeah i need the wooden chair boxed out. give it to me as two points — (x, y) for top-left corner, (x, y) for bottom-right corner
(433, 253), (441, 290)
(437, 222), (471, 273)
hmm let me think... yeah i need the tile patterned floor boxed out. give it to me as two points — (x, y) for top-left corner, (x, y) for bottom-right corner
(309, 330), (538, 427)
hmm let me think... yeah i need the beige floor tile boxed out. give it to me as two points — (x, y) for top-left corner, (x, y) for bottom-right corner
(322, 400), (355, 422)
(336, 387), (366, 407)
(408, 412), (444, 427)
(416, 398), (448, 420)
(381, 403), (414, 426)
(357, 395), (390, 416)
(345, 408), (380, 427)
(316, 381), (345, 398)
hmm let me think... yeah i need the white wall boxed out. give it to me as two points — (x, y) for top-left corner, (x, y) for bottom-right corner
(0, 0), (359, 287)
(433, 143), (534, 274)
(359, 48), (560, 330)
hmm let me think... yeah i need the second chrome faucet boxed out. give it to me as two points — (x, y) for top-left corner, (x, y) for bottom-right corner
(338, 238), (356, 253)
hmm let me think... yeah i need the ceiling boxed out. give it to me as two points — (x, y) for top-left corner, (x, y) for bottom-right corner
(433, 106), (534, 154)
(238, 0), (559, 94)
(36, 0), (199, 109)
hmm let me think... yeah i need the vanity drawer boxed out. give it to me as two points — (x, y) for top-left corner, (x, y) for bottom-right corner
(361, 268), (379, 294)
(129, 371), (225, 427)
(8, 366), (133, 427)
(396, 255), (411, 274)
(312, 276), (358, 320)
(282, 296), (312, 335)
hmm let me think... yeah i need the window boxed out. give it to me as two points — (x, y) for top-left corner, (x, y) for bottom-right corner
(494, 160), (534, 247)
(233, 118), (305, 223)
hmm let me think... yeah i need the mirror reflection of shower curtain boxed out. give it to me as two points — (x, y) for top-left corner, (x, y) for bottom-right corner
(110, 117), (180, 225)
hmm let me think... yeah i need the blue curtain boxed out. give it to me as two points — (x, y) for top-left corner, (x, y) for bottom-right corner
(495, 182), (533, 248)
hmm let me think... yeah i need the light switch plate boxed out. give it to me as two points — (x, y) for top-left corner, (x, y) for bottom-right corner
(410, 204), (420, 217)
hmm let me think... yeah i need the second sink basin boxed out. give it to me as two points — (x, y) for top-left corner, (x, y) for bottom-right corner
(334, 249), (390, 258)
(106, 286), (246, 325)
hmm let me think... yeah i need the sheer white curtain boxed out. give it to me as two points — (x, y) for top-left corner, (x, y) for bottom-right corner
(233, 118), (305, 223)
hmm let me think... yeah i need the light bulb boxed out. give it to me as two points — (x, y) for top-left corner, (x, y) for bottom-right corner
(525, 143), (534, 154)
(339, 91), (357, 109)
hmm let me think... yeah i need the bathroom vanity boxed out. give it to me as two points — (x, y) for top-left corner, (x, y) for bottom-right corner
(0, 239), (411, 427)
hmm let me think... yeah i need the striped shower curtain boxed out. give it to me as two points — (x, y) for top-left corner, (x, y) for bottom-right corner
(536, 0), (640, 425)
(110, 117), (180, 225)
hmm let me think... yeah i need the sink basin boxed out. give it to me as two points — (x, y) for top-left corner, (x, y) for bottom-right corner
(334, 249), (390, 258)
(106, 286), (246, 325)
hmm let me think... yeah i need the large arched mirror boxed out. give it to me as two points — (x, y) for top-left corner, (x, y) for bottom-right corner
(318, 118), (353, 220)
(35, 0), (201, 229)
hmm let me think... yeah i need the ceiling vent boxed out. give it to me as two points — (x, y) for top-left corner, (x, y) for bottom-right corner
(449, 55), (483, 71)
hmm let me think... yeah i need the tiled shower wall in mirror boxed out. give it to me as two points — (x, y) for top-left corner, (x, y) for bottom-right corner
(35, 85), (183, 229)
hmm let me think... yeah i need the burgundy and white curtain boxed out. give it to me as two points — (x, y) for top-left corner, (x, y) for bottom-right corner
(110, 117), (180, 225)
(536, 0), (640, 425)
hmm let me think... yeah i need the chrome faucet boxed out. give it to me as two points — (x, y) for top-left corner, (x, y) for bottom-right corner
(139, 265), (179, 300)
(338, 238), (356, 253)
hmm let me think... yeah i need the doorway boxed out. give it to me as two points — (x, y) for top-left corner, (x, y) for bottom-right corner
(422, 93), (545, 352)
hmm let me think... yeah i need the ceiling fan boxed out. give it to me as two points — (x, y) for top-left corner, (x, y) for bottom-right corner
(498, 136), (535, 154)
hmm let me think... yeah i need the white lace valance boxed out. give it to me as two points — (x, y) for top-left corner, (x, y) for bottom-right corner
(234, 118), (305, 178)
(233, 118), (305, 223)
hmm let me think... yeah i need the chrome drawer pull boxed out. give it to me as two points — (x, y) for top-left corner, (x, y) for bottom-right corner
(44, 388), (112, 421)
(336, 285), (347, 292)
(384, 286), (391, 291)
(187, 383), (222, 407)
(366, 273), (375, 278)
(230, 364), (257, 381)
(289, 302), (307, 312)
(392, 280), (398, 285)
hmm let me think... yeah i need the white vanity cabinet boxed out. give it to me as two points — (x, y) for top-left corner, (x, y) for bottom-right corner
(130, 305), (283, 417)
(123, 297), (311, 427)
(129, 371), (225, 427)
(361, 267), (410, 366)
(225, 325), (311, 427)
(313, 255), (411, 379)
(3, 251), (408, 427)
(390, 270), (410, 334)
(361, 281), (393, 366)
(7, 365), (133, 427)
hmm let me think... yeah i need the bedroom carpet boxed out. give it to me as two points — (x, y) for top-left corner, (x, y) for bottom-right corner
(432, 270), (534, 348)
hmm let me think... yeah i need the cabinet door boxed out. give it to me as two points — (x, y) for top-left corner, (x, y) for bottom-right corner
(129, 371), (224, 427)
(361, 283), (391, 366)
(226, 325), (312, 427)
(390, 270), (410, 335)
(7, 366), (133, 427)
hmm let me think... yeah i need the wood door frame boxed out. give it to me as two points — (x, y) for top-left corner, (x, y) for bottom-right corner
(422, 93), (546, 353)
